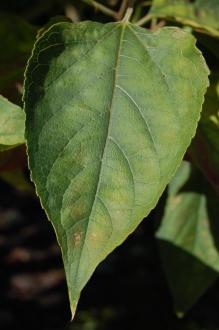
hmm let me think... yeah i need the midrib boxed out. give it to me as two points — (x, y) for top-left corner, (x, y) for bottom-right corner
(74, 22), (128, 285)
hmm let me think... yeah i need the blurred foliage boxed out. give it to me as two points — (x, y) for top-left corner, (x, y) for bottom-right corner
(150, 0), (219, 37)
(0, 13), (36, 104)
(156, 162), (219, 315)
(189, 73), (219, 195)
(0, 95), (25, 151)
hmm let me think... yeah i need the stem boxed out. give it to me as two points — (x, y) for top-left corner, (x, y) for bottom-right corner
(122, 7), (134, 22)
(116, 0), (129, 20)
(136, 13), (152, 26)
(65, 4), (80, 22)
(150, 17), (157, 30)
(82, 0), (117, 19)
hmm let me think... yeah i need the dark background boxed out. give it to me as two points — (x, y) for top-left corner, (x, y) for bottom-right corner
(1, 1), (219, 329)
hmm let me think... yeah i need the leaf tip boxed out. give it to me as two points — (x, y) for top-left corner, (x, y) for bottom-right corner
(70, 300), (79, 321)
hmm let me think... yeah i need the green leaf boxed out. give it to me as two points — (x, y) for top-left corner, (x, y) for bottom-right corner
(189, 73), (219, 194)
(150, 0), (219, 38)
(24, 21), (209, 316)
(156, 162), (219, 315)
(0, 95), (25, 151)
(0, 13), (36, 104)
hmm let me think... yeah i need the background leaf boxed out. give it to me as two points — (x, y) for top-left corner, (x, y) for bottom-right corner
(0, 13), (36, 104)
(189, 73), (219, 195)
(24, 21), (209, 315)
(150, 0), (219, 38)
(0, 95), (25, 152)
(156, 162), (219, 315)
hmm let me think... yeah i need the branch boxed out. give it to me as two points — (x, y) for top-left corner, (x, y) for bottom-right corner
(82, 0), (117, 19)
(141, 1), (152, 7)
(116, 0), (129, 20)
(136, 13), (152, 26)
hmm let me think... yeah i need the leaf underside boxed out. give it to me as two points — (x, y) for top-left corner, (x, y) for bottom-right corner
(0, 95), (25, 151)
(150, 0), (219, 38)
(24, 21), (209, 315)
(156, 162), (219, 315)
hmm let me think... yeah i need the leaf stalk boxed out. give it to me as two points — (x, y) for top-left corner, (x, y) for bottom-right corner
(122, 7), (134, 22)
